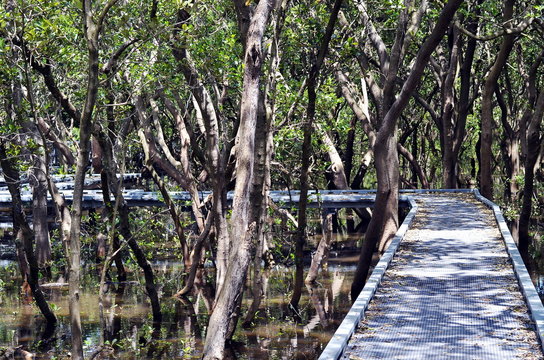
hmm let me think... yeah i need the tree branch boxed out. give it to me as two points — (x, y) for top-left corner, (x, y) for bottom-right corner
(455, 16), (533, 41)
(379, 0), (463, 141)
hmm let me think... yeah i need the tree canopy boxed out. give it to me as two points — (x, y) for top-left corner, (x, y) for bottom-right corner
(0, 0), (543, 358)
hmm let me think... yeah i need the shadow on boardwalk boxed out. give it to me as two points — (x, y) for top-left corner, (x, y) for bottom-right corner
(341, 194), (543, 360)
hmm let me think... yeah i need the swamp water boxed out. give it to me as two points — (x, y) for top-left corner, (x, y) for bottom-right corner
(0, 220), (362, 359)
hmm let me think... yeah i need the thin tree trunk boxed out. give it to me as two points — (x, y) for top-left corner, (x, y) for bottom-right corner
(518, 91), (544, 256)
(398, 143), (429, 188)
(0, 144), (57, 326)
(305, 211), (334, 284)
(68, 2), (118, 357)
(97, 127), (162, 328)
(172, 9), (230, 294)
(290, 0), (343, 310)
(442, 26), (460, 188)
(30, 142), (51, 270)
(290, 78), (314, 309)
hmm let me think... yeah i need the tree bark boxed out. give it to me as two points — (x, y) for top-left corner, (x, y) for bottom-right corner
(441, 26), (460, 188)
(172, 9), (231, 293)
(202, 1), (275, 358)
(68, 2), (118, 358)
(305, 211), (334, 284)
(289, 0), (343, 310)
(479, 0), (515, 200)
(351, 0), (463, 300)
(96, 127), (162, 328)
(0, 144), (57, 327)
(518, 90), (544, 256)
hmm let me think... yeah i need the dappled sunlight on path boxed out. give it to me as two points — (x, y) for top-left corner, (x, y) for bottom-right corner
(342, 195), (543, 360)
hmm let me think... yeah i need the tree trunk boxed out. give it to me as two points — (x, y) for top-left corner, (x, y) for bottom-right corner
(68, 2), (116, 357)
(441, 26), (459, 188)
(290, 78), (314, 310)
(202, 2), (275, 358)
(305, 211), (334, 284)
(289, 0), (343, 310)
(0, 144), (57, 327)
(479, 0), (515, 200)
(518, 91), (544, 256)
(97, 128), (162, 328)
(351, 135), (400, 300)
(172, 9), (230, 295)
(351, 0), (462, 300)
(321, 125), (350, 189)
(452, 4), (480, 185)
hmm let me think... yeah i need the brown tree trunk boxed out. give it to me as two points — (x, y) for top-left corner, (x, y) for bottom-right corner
(290, 78), (315, 309)
(289, 0), (343, 311)
(452, 4), (480, 185)
(97, 127), (163, 329)
(441, 26), (460, 188)
(351, 0), (463, 300)
(0, 144), (57, 327)
(17, 78), (52, 271)
(202, 2), (275, 358)
(351, 136), (400, 300)
(479, 0), (515, 200)
(68, 2), (118, 358)
(31, 152), (51, 270)
(518, 91), (544, 256)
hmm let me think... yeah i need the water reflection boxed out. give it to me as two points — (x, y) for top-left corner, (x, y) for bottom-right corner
(0, 258), (356, 359)
(0, 207), (370, 359)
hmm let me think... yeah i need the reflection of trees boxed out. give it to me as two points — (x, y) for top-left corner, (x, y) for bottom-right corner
(171, 295), (201, 344)
(102, 283), (125, 347)
(304, 269), (345, 336)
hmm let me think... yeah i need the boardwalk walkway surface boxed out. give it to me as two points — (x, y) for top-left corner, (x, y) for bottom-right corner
(333, 193), (544, 360)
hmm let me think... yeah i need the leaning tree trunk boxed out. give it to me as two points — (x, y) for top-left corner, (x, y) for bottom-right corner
(305, 210), (334, 284)
(97, 128), (163, 329)
(351, 135), (399, 300)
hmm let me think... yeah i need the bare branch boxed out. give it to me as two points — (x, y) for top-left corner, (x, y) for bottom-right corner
(455, 16), (533, 41)
(400, 0), (428, 60)
(98, 0), (120, 27)
(102, 38), (139, 74)
(357, 0), (389, 72)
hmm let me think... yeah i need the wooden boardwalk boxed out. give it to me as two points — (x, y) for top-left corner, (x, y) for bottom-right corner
(320, 191), (544, 360)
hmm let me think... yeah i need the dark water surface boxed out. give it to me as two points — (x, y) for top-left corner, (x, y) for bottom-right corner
(0, 231), (360, 359)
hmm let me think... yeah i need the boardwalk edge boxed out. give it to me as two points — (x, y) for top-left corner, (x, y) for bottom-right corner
(474, 189), (544, 351)
(318, 196), (418, 360)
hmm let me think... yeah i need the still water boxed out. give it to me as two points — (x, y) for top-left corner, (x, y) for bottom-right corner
(0, 231), (360, 359)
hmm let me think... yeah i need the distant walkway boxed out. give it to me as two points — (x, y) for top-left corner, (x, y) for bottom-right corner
(323, 193), (544, 360)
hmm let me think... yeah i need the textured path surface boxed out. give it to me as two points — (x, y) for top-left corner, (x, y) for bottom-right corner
(342, 194), (543, 360)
